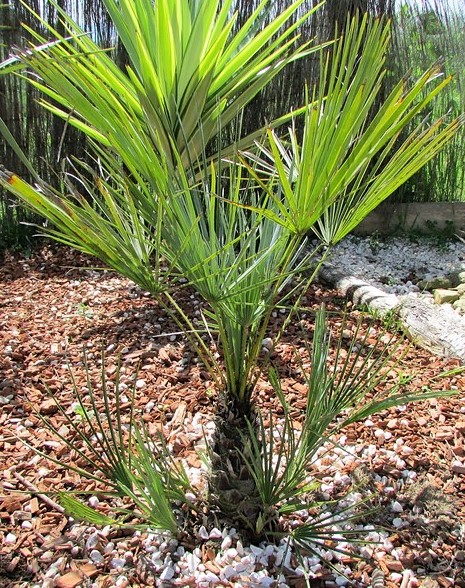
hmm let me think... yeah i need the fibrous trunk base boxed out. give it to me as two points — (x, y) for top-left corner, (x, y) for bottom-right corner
(208, 393), (265, 540)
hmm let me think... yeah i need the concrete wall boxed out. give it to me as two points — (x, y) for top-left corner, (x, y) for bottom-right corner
(354, 202), (465, 235)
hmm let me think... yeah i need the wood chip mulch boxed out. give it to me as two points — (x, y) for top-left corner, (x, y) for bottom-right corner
(1, 245), (464, 588)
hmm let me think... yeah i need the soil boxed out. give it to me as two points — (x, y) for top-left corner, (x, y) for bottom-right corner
(1, 245), (465, 588)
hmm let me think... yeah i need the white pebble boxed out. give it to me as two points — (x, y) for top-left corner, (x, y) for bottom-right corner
(199, 571), (220, 583)
(391, 501), (404, 513)
(111, 557), (125, 569)
(4, 533), (16, 544)
(186, 552), (200, 573)
(160, 566), (175, 580)
(150, 553), (163, 566)
(395, 457), (406, 469)
(360, 546), (374, 558)
(20, 520), (32, 530)
(220, 535), (232, 550)
(264, 544), (274, 557)
(366, 444), (377, 457)
(88, 496), (99, 507)
(392, 517), (404, 529)
(366, 531), (382, 542)
(323, 550), (335, 562)
(124, 551), (133, 563)
(209, 527), (222, 540)
(86, 533), (100, 550)
(383, 539), (394, 552)
(234, 561), (249, 573)
(197, 525), (209, 540)
(44, 565), (59, 579)
(221, 565), (237, 579)
(193, 547), (202, 559)
(249, 544), (264, 557)
(392, 547), (403, 559)
(309, 563), (324, 574)
(90, 550), (104, 563)
(135, 379), (146, 389)
(274, 548), (284, 566)
(240, 554), (256, 568)
(257, 576), (275, 587)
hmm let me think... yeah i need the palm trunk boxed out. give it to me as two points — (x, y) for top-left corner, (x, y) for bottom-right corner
(208, 393), (266, 540)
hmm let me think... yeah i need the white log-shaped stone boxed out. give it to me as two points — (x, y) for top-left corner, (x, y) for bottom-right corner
(319, 263), (465, 362)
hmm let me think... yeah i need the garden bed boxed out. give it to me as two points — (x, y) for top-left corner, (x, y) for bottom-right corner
(1, 246), (465, 588)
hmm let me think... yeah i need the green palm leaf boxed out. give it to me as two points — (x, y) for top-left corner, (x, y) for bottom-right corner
(1, 0), (321, 168)
(57, 494), (119, 526)
(244, 14), (464, 242)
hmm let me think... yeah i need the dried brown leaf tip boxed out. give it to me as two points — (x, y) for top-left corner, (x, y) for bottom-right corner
(0, 165), (16, 184)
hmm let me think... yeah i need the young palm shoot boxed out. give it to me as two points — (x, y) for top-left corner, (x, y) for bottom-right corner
(25, 353), (193, 536)
(240, 307), (457, 541)
(27, 353), (136, 491)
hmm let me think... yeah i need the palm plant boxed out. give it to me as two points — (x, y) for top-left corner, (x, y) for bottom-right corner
(0, 0), (462, 541)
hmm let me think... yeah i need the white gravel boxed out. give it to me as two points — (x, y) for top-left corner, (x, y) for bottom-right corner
(326, 234), (465, 295)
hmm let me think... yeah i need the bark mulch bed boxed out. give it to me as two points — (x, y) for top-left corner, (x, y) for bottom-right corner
(1, 245), (464, 588)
